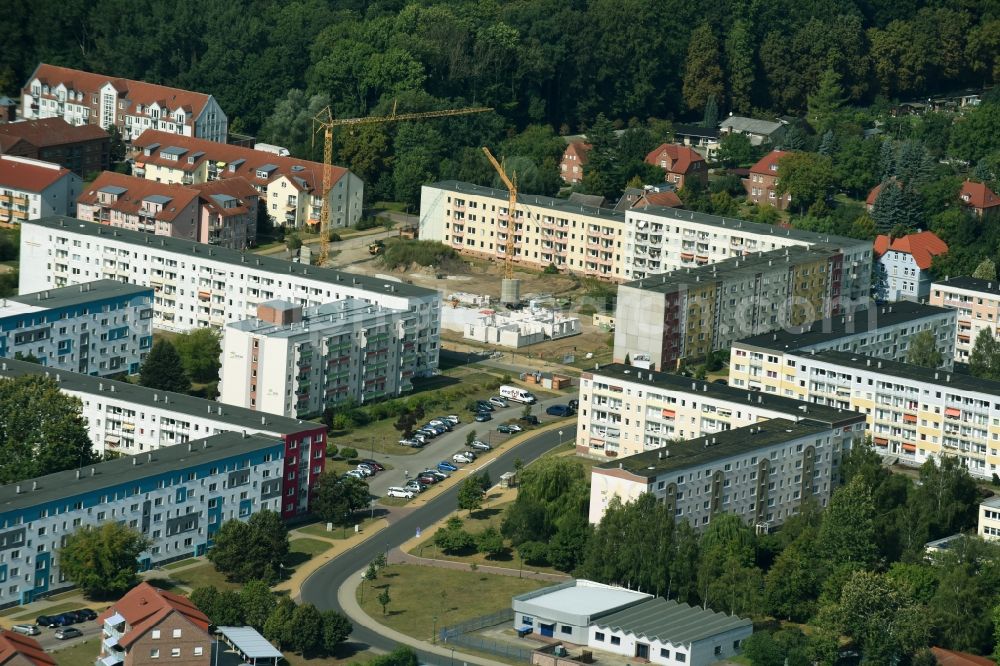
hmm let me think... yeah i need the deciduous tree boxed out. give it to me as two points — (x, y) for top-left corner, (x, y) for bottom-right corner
(59, 523), (150, 598)
(311, 473), (371, 527)
(208, 510), (289, 584)
(775, 152), (834, 214)
(457, 476), (484, 515)
(906, 330), (944, 369)
(172, 328), (222, 384)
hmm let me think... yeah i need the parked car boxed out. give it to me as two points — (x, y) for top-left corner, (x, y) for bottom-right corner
(360, 459), (384, 471)
(423, 469), (449, 480)
(417, 474), (438, 485)
(429, 424), (448, 434)
(412, 433), (428, 443)
(475, 411), (492, 422)
(36, 616), (57, 628)
(438, 461), (459, 472)
(546, 404), (575, 417)
(428, 419), (451, 429)
(475, 401), (495, 412)
(386, 487), (415, 499)
(520, 415), (540, 425)
(488, 396), (508, 408)
(460, 450), (477, 460)
(416, 429), (437, 439)
(497, 424), (513, 434)
(76, 609), (98, 621)
(54, 614), (77, 626)
(399, 438), (418, 447)
(355, 465), (374, 477)
(506, 423), (523, 433)
(55, 627), (83, 640)
(11, 624), (39, 636)
(470, 440), (492, 451)
(453, 453), (474, 464)
(443, 415), (461, 425)
(568, 399), (579, 410)
(345, 470), (365, 479)
(405, 480), (427, 493)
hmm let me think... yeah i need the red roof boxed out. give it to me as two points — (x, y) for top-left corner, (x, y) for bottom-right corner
(98, 582), (211, 649)
(866, 182), (883, 206)
(28, 63), (214, 120)
(193, 177), (258, 217)
(0, 118), (107, 151)
(960, 180), (1000, 210)
(133, 130), (346, 194)
(749, 149), (788, 175)
(0, 155), (73, 192)
(634, 190), (682, 208)
(644, 143), (704, 174)
(930, 647), (995, 666)
(79, 172), (201, 222)
(563, 142), (591, 166)
(0, 630), (55, 666)
(873, 230), (948, 270)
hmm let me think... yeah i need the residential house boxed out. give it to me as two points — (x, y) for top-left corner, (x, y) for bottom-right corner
(960, 180), (1000, 219)
(978, 496), (1000, 541)
(930, 277), (1000, 362)
(671, 124), (720, 159)
(0, 118), (109, 176)
(0, 630), (54, 666)
(743, 150), (791, 210)
(191, 178), (259, 249)
(874, 231), (948, 301)
(0, 155), (80, 225)
(643, 143), (707, 189)
(132, 130), (362, 229)
(98, 582), (212, 666)
(630, 186), (682, 210)
(560, 141), (591, 184)
(719, 116), (786, 146)
(21, 63), (227, 142)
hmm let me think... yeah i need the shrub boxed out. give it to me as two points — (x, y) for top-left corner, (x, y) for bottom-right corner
(340, 447), (358, 461)
(518, 541), (550, 566)
(433, 517), (476, 554)
(543, 263), (559, 274)
(379, 239), (458, 269)
(328, 232), (342, 242)
(354, 217), (380, 231)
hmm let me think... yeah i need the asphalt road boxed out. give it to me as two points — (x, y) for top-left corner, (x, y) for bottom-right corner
(301, 423), (574, 665)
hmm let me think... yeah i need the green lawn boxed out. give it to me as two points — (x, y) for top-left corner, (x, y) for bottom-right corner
(162, 558), (197, 570)
(50, 638), (100, 666)
(355, 564), (547, 642)
(295, 515), (382, 540)
(164, 562), (240, 592)
(287, 538), (335, 572)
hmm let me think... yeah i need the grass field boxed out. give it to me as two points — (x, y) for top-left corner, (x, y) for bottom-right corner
(288, 538), (335, 571)
(355, 564), (547, 642)
(163, 558), (196, 570)
(296, 515), (382, 540)
(50, 638), (99, 666)
(163, 562), (240, 592)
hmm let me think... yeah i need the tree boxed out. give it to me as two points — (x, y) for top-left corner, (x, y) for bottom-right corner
(367, 647), (420, 666)
(457, 477), (485, 515)
(818, 476), (878, 567)
(476, 527), (506, 559)
(285, 232), (302, 252)
(433, 516), (475, 554)
(906, 330), (944, 369)
(702, 94), (719, 130)
(817, 130), (837, 156)
(682, 23), (724, 112)
(717, 132), (755, 168)
(190, 587), (246, 626)
(240, 580), (277, 632)
(970, 328), (1000, 379)
(292, 603), (325, 656)
(465, 429), (477, 447)
(322, 610), (352, 655)
(741, 631), (785, 666)
(58, 523), (150, 598)
(377, 586), (391, 616)
(807, 68), (846, 134)
(0, 374), (98, 484)
(172, 328), (222, 384)
(263, 597), (297, 650)
(209, 510), (289, 584)
(775, 152), (834, 214)
(724, 20), (755, 115)
(139, 339), (192, 393)
(107, 125), (127, 164)
(870, 180), (905, 233)
(974, 258), (997, 280)
(393, 409), (417, 440)
(311, 473), (371, 527)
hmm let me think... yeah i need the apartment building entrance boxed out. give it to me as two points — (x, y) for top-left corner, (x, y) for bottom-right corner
(636, 643), (649, 659)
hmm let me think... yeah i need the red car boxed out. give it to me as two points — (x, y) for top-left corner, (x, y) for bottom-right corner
(417, 474), (438, 485)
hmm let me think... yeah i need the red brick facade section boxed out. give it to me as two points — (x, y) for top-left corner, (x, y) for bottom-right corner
(743, 150), (791, 210)
(643, 143), (707, 189)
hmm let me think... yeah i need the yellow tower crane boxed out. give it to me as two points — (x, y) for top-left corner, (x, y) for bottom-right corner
(481, 146), (521, 304)
(312, 103), (492, 266)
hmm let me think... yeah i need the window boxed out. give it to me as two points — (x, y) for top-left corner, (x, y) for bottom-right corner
(171, 648), (180, 657)
(677, 652), (687, 662)
(521, 616), (533, 626)
(152, 630), (161, 640)
(715, 646), (723, 656)
(194, 647), (203, 656)
(172, 629), (182, 638)
(660, 648), (671, 658)
(150, 649), (160, 659)
(595, 632), (605, 642)
(561, 625), (572, 635)
(610, 636), (621, 646)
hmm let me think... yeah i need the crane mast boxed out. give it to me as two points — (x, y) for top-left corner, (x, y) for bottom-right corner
(482, 146), (521, 305)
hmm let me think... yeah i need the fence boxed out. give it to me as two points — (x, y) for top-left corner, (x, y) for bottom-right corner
(440, 608), (535, 662)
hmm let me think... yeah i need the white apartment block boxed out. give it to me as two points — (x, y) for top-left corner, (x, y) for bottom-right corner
(0, 155), (81, 224)
(219, 299), (416, 418)
(979, 496), (1000, 540)
(577, 363), (862, 459)
(729, 301), (958, 391)
(589, 417), (866, 529)
(730, 349), (1000, 479)
(22, 63), (227, 142)
(0, 280), (153, 376)
(18, 217), (440, 376)
(0, 431), (287, 606)
(930, 277), (1000, 362)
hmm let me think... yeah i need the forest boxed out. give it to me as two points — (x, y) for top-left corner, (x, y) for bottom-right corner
(3, 0), (998, 208)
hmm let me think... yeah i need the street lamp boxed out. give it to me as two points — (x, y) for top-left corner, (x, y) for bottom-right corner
(432, 615), (438, 644)
(558, 430), (564, 447)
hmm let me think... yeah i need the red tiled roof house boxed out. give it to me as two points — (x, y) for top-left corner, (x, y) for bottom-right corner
(0, 155), (81, 225)
(960, 180), (1000, 219)
(643, 144), (707, 189)
(743, 150), (791, 210)
(560, 142), (591, 184)
(0, 630), (56, 666)
(874, 230), (948, 302)
(98, 582), (213, 666)
(0, 118), (110, 176)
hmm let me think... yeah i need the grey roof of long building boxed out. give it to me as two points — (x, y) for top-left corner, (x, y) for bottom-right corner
(588, 363), (860, 426)
(598, 418), (841, 478)
(933, 276), (1000, 297)
(734, 301), (955, 352)
(430, 180), (623, 220)
(0, 432), (280, 515)
(7, 280), (151, 311)
(808, 350), (1000, 395)
(228, 297), (404, 338)
(594, 597), (751, 645)
(0, 357), (318, 435)
(24, 217), (437, 300)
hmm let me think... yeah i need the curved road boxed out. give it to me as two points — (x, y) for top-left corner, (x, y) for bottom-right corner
(301, 423), (575, 664)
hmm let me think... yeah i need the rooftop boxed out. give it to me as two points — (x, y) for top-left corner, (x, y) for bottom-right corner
(24, 217), (437, 299)
(671, 124), (720, 139)
(0, 155), (73, 192)
(429, 180), (623, 220)
(874, 231), (948, 270)
(512, 580), (650, 617)
(734, 301), (955, 352)
(596, 418), (836, 479)
(808, 350), (1000, 396)
(980, 496), (1000, 509)
(0, 117), (107, 151)
(934, 276), (1000, 297)
(99, 582), (210, 649)
(217, 627), (283, 660)
(228, 297), (406, 338)
(79, 172), (202, 223)
(0, 630), (55, 666)
(720, 116), (784, 135)
(594, 597), (751, 646)
(0, 357), (319, 435)
(3, 279), (151, 313)
(585, 364), (861, 426)
(0, 431), (281, 516)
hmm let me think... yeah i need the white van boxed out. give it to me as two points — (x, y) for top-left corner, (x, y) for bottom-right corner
(499, 385), (536, 404)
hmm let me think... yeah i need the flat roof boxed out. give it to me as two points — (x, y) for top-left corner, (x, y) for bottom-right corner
(98, 185), (127, 195)
(981, 496), (1000, 509)
(595, 597), (750, 645)
(735, 301), (955, 352)
(587, 363), (860, 426)
(513, 580), (650, 617)
(7, 279), (151, 311)
(161, 146), (187, 156)
(598, 418), (836, 478)
(934, 276), (1000, 296)
(25, 217), (437, 300)
(0, 357), (318, 435)
(217, 627), (282, 660)
(230, 297), (405, 338)
(808, 350), (1000, 396)
(429, 181), (623, 220)
(0, 432), (280, 515)
(143, 194), (173, 205)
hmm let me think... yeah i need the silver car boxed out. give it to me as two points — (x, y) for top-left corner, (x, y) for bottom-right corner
(12, 624), (39, 636)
